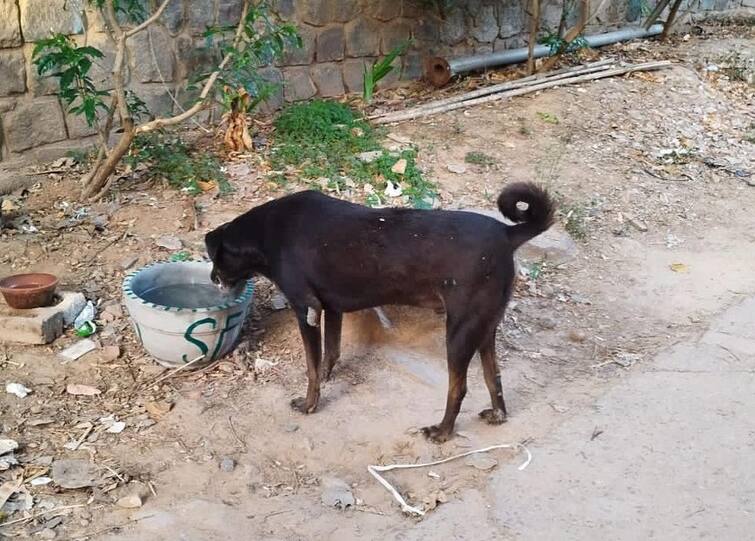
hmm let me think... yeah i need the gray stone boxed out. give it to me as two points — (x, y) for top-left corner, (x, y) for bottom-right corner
(381, 19), (412, 54)
(317, 25), (344, 62)
(283, 66), (316, 101)
(86, 33), (117, 89)
(65, 110), (98, 138)
(132, 86), (174, 117)
(368, 0), (399, 21)
(321, 477), (355, 509)
(283, 24), (316, 65)
(187, 0), (215, 33)
(131, 26), (176, 83)
(345, 17), (381, 57)
(160, 0), (184, 33)
(742, 0), (755, 7)
(0, 51), (26, 97)
(52, 458), (98, 489)
(343, 58), (367, 93)
(301, 0), (360, 25)
(440, 8), (466, 45)
(311, 63), (344, 97)
(25, 137), (98, 163)
(2, 98), (66, 152)
(217, 0), (244, 26)
(0, 0), (22, 47)
(176, 35), (220, 78)
(402, 0), (424, 18)
(499, 1), (525, 39)
(402, 53), (423, 80)
(472, 4), (499, 43)
(413, 17), (440, 43)
(274, 0), (296, 19)
(257, 66), (284, 114)
(219, 457), (236, 472)
(20, 0), (84, 41)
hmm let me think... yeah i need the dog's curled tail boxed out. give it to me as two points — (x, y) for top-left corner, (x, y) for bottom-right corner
(497, 182), (556, 250)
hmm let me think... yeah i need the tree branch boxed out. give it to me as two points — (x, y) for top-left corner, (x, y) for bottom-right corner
(125, 0), (173, 37)
(136, 0), (250, 134)
(526, 0), (541, 75)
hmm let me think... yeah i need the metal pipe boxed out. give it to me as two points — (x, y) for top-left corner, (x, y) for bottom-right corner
(425, 24), (664, 86)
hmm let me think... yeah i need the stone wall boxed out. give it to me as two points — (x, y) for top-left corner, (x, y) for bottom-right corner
(0, 0), (747, 162)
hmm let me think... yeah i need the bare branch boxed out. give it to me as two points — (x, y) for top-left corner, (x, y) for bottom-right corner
(537, 0), (608, 73)
(136, 0), (250, 134)
(125, 0), (173, 37)
(526, 0), (540, 75)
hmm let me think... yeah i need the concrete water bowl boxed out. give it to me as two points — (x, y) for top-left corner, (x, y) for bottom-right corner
(123, 261), (254, 368)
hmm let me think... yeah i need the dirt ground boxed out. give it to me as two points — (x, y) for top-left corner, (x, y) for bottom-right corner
(1, 21), (754, 540)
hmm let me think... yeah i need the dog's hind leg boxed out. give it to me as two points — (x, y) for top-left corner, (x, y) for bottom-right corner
(422, 312), (479, 443)
(291, 308), (323, 414)
(479, 327), (508, 425)
(322, 309), (343, 381)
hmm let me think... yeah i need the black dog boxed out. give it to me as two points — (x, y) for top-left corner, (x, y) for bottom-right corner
(206, 182), (555, 442)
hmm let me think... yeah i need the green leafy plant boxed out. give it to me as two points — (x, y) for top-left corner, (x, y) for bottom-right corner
(539, 30), (589, 55)
(32, 0), (300, 200)
(270, 100), (437, 208)
(125, 132), (230, 195)
(33, 35), (109, 127)
(537, 111), (560, 124)
(464, 151), (497, 166)
(363, 41), (411, 103)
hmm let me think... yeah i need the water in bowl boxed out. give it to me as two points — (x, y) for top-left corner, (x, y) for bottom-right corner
(140, 283), (238, 309)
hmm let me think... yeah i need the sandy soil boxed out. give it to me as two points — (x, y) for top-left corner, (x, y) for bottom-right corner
(0, 22), (754, 540)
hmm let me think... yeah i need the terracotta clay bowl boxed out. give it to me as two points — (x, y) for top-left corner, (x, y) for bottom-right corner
(0, 273), (59, 309)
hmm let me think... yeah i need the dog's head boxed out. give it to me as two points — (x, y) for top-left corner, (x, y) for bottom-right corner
(205, 223), (267, 290)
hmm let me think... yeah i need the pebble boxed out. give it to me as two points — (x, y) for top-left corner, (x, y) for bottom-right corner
(52, 459), (98, 489)
(321, 478), (355, 509)
(568, 330), (587, 343)
(100, 345), (121, 362)
(39, 529), (57, 540)
(220, 457), (236, 472)
(120, 256), (138, 270)
(447, 163), (468, 174)
(391, 158), (408, 175)
(356, 151), (382, 163)
(116, 494), (143, 509)
(155, 235), (182, 251)
(284, 423), (300, 433)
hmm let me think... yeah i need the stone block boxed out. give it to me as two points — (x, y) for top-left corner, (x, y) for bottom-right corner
(343, 58), (367, 93)
(345, 17), (381, 57)
(317, 25), (345, 62)
(86, 33), (117, 89)
(274, 0), (296, 19)
(472, 4), (499, 43)
(283, 24), (316, 65)
(381, 18), (412, 54)
(3, 98), (67, 152)
(65, 109), (98, 139)
(130, 25), (176, 83)
(413, 17), (440, 43)
(0, 291), (86, 345)
(368, 0), (400, 21)
(310, 62), (344, 97)
(160, 0), (185, 33)
(742, 0), (755, 7)
(187, 0), (215, 33)
(0, 0), (22, 47)
(0, 51), (26, 97)
(176, 35), (220, 79)
(26, 44), (61, 97)
(300, 0), (360, 25)
(133, 85), (174, 117)
(217, 0), (243, 25)
(257, 66), (284, 114)
(283, 66), (317, 101)
(402, 52), (423, 80)
(20, 0), (85, 42)
(402, 0), (424, 18)
(499, 0), (525, 39)
(440, 8), (466, 45)
(24, 136), (98, 163)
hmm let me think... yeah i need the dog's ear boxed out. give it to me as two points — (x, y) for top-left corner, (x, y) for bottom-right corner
(205, 224), (227, 262)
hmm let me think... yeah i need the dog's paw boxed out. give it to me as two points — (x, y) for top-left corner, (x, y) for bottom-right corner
(421, 425), (452, 443)
(479, 408), (507, 425)
(290, 397), (318, 414)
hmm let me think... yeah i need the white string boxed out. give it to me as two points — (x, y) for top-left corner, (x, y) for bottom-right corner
(367, 442), (532, 516)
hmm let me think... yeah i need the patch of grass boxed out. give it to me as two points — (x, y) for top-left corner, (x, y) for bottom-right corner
(745, 123), (755, 144)
(270, 100), (437, 208)
(465, 151), (497, 166)
(527, 260), (547, 281)
(561, 202), (589, 240)
(717, 51), (754, 83)
(125, 132), (230, 195)
(537, 111), (560, 125)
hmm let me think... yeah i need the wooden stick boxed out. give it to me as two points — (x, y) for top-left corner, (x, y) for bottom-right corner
(644, 0), (672, 29)
(369, 59), (615, 121)
(373, 61), (672, 125)
(527, 0), (541, 75)
(661, 0), (684, 39)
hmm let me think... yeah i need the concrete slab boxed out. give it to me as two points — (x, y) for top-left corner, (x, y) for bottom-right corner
(0, 291), (86, 344)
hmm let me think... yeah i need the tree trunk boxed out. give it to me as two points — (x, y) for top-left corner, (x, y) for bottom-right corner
(527, 0), (541, 75)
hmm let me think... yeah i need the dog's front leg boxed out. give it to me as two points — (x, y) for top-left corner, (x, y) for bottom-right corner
(291, 307), (323, 414)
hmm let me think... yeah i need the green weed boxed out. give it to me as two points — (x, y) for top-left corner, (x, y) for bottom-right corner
(465, 151), (497, 166)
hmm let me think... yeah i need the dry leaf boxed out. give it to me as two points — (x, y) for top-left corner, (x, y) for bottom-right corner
(146, 401), (173, 420)
(670, 263), (689, 273)
(196, 180), (216, 192)
(66, 384), (101, 396)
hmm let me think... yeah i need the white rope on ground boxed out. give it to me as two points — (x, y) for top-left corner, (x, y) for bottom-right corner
(368, 442), (532, 516)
